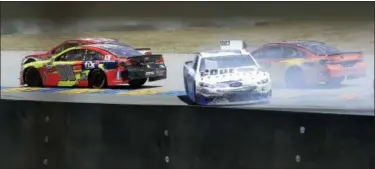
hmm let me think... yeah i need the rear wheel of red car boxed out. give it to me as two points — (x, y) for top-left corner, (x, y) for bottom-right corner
(129, 78), (147, 89)
(24, 67), (43, 87)
(285, 67), (306, 88)
(88, 69), (107, 89)
(326, 77), (344, 87)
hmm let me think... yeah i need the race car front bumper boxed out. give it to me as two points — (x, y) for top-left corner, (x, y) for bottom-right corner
(196, 90), (272, 106)
(196, 84), (272, 105)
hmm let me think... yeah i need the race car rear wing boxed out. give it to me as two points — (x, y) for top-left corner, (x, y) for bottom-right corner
(134, 48), (152, 55)
(134, 48), (151, 51)
(127, 54), (164, 65)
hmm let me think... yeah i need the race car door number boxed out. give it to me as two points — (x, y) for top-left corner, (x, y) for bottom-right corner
(220, 40), (230, 46)
(56, 65), (76, 81)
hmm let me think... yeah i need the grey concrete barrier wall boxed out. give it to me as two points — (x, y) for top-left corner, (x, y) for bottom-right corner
(0, 99), (374, 169)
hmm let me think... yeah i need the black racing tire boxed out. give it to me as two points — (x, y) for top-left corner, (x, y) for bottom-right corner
(191, 81), (209, 105)
(285, 67), (306, 88)
(183, 77), (189, 93)
(326, 77), (345, 87)
(183, 69), (188, 92)
(191, 80), (200, 105)
(24, 67), (43, 87)
(263, 90), (273, 104)
(88, 69), (107, 89)
(129, 78), (147, 89)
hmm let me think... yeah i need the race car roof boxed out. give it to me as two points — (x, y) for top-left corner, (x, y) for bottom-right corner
(76, 37), (117, 43)
(270, 40), (342, 55)
(71, 37), (133, 48)
(270, 40), (326, 46)
(82, 44), (142, 56)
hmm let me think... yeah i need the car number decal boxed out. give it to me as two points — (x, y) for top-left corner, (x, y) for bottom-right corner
(220, 40), (230, 46)
(56, 65), (76, 81)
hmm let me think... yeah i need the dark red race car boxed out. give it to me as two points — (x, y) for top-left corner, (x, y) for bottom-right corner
(21, 37), (153, 65)
(251, 41), (366, 87)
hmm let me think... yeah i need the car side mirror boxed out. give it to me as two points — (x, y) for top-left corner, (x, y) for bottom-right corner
(185, 61), (193, 65)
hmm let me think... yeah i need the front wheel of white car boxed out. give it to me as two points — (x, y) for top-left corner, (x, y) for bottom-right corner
(190, 80), (197, 103)
(259, 90), (272, 104)
(183, 76), (188, 94)
(190, 80), (205, 105)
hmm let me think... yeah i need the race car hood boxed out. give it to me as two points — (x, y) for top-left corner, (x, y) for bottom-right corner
(198, 66), (270, 86)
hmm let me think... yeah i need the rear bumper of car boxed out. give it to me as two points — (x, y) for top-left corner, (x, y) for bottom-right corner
(197, 82), (271, 97)
(197, 90), (272, 106)
(107, 64), (167, 86)
(327, 61), (366, 78)
(315, 61), (366, 82)
(122, 65), (167, 81)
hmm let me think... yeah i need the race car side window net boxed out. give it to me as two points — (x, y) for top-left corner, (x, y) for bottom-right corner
(55, 49), (84, 61)
(84, 50), (104, 61)
(262, 46), (283, 59)
(282, 47), (306, 58)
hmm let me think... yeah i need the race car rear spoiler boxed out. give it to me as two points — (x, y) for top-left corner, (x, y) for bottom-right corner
(128, 54), (164, 65)
(134, 48), (151, 51)
(323, 51), (362, 56)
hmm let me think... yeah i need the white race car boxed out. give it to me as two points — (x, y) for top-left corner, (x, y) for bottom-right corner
(183, 40), (272, 105)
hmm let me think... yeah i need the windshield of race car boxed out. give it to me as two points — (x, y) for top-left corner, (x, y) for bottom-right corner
(199, 55), (257, 73)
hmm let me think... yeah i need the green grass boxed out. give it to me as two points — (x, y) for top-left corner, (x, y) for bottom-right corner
(1, 20), (374, 54)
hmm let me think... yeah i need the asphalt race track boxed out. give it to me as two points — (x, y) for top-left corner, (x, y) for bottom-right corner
(1, 51), (374, 113)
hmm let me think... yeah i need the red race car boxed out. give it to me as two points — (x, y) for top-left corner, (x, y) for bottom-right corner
(20, 44), (166, 89)
(251, 41), (366, 87)
(21, 37), (153, 65)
